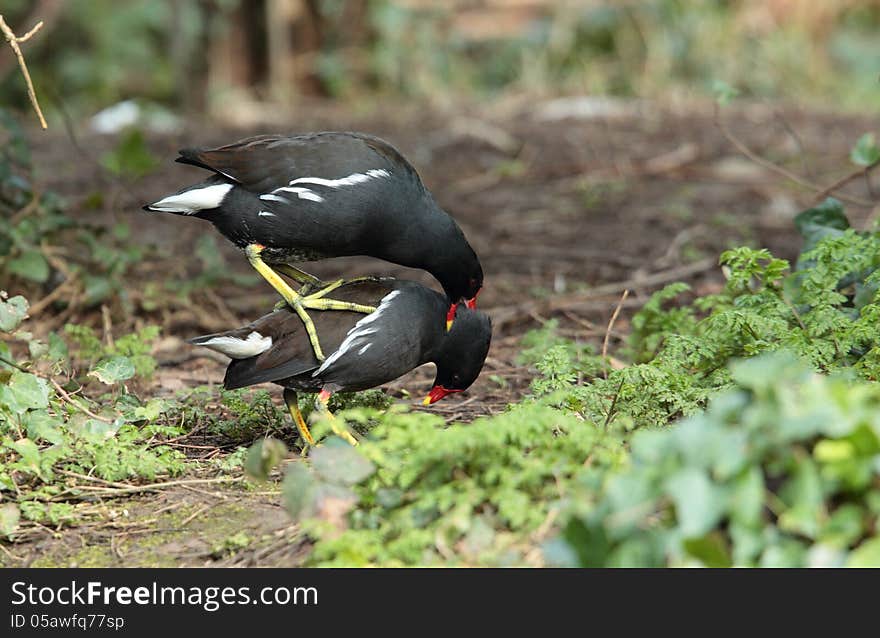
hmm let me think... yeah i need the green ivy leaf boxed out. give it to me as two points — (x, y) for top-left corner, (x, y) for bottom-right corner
(0, 503), (20, 539)
(0, 370), (49, 415)
(310, 440), (375, 485)
(99, 128), (159, 179)
(245, 437), (288, 481)
(24, 410), (64, 445)
(88, 356), (135, 384)
(850, 133), (880, 167)
(683, 532), (732, 567)
(11, 437), (41, 471)
(847, 537), (880, 567)
(0, 295), (29, 332)
(779, 456), (824, 539)
(282, 462), (317, 521)
(793, 198), (849, 255)
(729, 466), (765, 527)
(712, 80), (739, 105)
(664, 468), (726, 538)
(6, 250), (49, 283)
(46, 332), (68, 364)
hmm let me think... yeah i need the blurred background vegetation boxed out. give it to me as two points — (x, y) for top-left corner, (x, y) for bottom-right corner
(2, 0), (880, 123)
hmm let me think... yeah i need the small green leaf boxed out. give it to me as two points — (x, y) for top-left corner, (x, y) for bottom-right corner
(310, 440), (375, 485)
(0, 503), (20, 539)
(24, 410), (64, 445)
(7, 250), (49, 283)
(846, 537), (880, 567)
(712, 80), (739, 105)
(0, 295), (29, 332)
(0, 370), (49, 415)
(664, 468), (726, 538)
(793, 198), (849, 254)
(683, 532), (732, 567)
(850, 133), (880, 168)
(11, 437), (41, 471)
(88, 356), (136, 384)
(99, 128), (159, 178)
(282, 463), (317, 520)
(46, 332), (68, 364)
(245, 437), (288, 481)
(779, 456), (824, 539)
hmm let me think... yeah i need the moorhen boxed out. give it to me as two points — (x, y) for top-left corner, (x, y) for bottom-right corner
(189, 277), (491, 446)
(145, 132), (483, 361)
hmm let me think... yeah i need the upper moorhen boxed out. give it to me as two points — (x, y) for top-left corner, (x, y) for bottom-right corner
(144, 132), (483, 360)
(189, 276), (491, 446)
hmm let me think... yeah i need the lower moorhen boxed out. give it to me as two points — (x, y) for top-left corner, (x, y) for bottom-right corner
(144, 132), (484, 361)
(189, 277), (491, 446)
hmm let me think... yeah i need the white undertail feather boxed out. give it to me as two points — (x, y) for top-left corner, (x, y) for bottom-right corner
(195, 331), (272, 359)
(147, 183), (233, 214)
(314, 290), (401, 375)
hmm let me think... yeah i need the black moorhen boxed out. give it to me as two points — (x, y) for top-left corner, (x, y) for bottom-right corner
(144, 132), (483, 361)
(189, 277), (491, 446)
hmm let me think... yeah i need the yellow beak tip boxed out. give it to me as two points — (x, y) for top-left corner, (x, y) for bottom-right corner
(446, 320), (453, 331)
(422, 396), (432, 406)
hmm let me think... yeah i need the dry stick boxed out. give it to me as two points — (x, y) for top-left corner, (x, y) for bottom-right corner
(602, 289), (630, 379)
(48, 377), (113, 424)
(715, 106), (874, 208)
(490, 257), (716, 329)
(812, 161), (880, 206)
(63, 476), (243, 497)
(0, 16), (47, 129)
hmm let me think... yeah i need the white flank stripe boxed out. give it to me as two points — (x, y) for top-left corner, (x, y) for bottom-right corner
(314, 290), (400, 375)
(288, 168), (390, 189)
(259, 194), (291, 204)
(270, 186), (324, 203)
(147, 183), (233, 214)
(197, 331), (272, 359)
(258, 210), (275, 217)
(357, 343), (372, 355)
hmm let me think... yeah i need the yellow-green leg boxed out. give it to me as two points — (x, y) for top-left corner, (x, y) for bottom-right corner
(284, 388), (315, 448)
(315, 390), (358, 447)
(246, 244), (377, 360)
(273, 263), (321, 289)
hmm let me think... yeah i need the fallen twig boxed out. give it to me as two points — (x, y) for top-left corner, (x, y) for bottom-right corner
(602, 289), (629, 379)
(49, 377), (114, 424)
(490, 257), (716, 329)
(62, 476), (244, 497)
(0, 15), (47, 129)
(715, 105), (874, 207)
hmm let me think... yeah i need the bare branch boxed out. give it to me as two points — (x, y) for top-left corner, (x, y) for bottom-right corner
(0, 15), (47, 129)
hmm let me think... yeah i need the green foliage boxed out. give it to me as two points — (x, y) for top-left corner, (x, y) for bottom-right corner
(558, 353), (880, 567)
(99, 128), (159, 179)
(851, 133), (880, 167)
(0, 109), (146, 310)
(64, 323), (160, 380)
(0, 297), (185, 536)
(280, 197), (880, 566)
(289, 403), (625, 566)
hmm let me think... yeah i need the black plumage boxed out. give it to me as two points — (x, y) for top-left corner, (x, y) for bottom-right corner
(144, 132), (483, 311)
(189, 277), (491, 409)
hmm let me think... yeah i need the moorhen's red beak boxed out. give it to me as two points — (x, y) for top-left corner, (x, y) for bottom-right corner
(465, 288), (481, 310)
(422, 385), (461, 405)
(445, 303), (458, 331)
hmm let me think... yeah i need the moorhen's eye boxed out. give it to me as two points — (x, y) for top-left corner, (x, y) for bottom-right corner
(452, 373), (461, 384)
